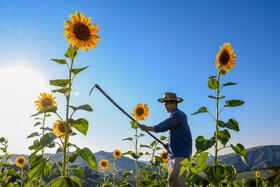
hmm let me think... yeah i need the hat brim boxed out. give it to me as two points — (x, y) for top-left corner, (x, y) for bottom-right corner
(158, 97), (183, 103)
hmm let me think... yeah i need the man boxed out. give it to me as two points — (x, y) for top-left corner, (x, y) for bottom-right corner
(138, 92), (192, 187)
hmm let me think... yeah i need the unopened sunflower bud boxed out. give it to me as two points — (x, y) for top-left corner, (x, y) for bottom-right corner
(0, 137), (5, 142)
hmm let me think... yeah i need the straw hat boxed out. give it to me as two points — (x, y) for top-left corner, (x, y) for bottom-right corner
(157, 92), (183, 103)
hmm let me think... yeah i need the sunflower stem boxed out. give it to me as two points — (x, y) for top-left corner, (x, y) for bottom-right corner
(62, 55), (74, 177)
(135, 128), (139, 187)
(214, 69), (221, 166)
(39, 113), (46, 186)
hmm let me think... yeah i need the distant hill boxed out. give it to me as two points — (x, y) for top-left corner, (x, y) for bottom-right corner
(207, 145), (280, 172)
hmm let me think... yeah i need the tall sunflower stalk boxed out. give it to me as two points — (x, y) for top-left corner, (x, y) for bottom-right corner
(29, 11), (100, 186)
(180, 43), (247, 186)
(122, 102), (149, 187)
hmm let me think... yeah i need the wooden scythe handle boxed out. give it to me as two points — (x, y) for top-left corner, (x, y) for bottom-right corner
(89, 84), (166, 149)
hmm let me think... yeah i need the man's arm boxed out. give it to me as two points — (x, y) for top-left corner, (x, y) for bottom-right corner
(138, 124), (155, 132)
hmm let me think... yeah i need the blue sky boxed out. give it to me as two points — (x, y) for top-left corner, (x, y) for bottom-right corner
(0, 0), (279, 160)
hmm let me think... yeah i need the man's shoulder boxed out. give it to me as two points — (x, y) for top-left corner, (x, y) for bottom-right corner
(171, 108), (186, 117)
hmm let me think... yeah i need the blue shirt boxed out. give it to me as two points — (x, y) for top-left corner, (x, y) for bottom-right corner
(153, 108), (192, 159)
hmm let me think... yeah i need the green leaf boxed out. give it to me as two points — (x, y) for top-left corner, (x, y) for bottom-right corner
(28, 155), (47, 181)
(223, 82), (237, 87)
(155, 156), (164, 164)
(195, 136), (216, 153)
(50, 177), (80, 187)
(76, 147), (97, 170)
(218, 120), (226, 128)
(71, 176), (82, 187)
(230, 143), (247, 165)
(34, 122), (41, 127)
(220, 69), (227, 75)
(160, 136), (168, 141)
(217, 129), (231, 147)
(27, 132), (40, 139)
(69, 104), (93, 112)
(208, 95), (226, 99)
(40, 132), (57, 147)
(28, 139), (41, 150)
(69, 153), (78, 163)
(72, 66), (90, 76)
(50, 79), (71, 88)
(191, 106), (208, 115)
(56, 147), (62, 153)
(52, 88), (71, 94)
(208, 76), (220, 90)
(223, 165), (236, 182)
(138, 133), (145, 137)
(72, 118), (89, 136)
(43, 162), (52, 176)
(31, 106), (57, 117)
(225, 119), (240, 131)
(130, 121), (138, 129)
(179, 166), (187, 177)
(73, 167), (84, 178)
(65, 46), (77, 59)
(122, 137), (133, 141)
(225, 100), (245, 107)
(121, 169), (131, 180)
(204, 165), (227, 185)
(150, 140), (157, 147)
(140, 145), (151, 149)
(196, 152), (208, 170)
(50, 59), (67, 65)
(229, 180), (244, 187)
(9, 169), (17, 176)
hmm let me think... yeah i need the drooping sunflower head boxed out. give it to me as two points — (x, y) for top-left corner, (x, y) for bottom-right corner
(53, 120), (70, 139)
(63, 11), (101, 52)
(214, 43), (236, 72)
(256, 171), (261, 178)
(160, 151), (168, 162)
(15, 156), (25, 167)
(99, 159), (109, 170)
(34, 93), (57, 111)
(113, 149), (122, 159)
(132, 102), (149, 121)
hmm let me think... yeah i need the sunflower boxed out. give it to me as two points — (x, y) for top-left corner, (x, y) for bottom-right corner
(102, 184), (106, 187)
(0, 137), (5, 142)
(63, 11), (101, 51)
(256, 171), (261, 178)
(15, 156), (25, 167)
(34, 93), (57, 111)
(214, 43), (236, 72)
(53, 120), (70, 139)
(99, 159), (109, 170)
(160, 151), (168, 162)
(113, 149), (122, 159)
(164, 160), (169, 166)
(168, 166), (171, 173)
(132, 102), (149, 121)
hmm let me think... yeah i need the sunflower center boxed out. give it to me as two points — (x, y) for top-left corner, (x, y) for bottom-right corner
(219, 50), (230, 65)
(115, 152), (120, 156)
(41, 98), (52, 107)
(136, 107), (144, 116)
(101, 161), (107, 167)
(58, 123), (65, 133)
(18, 159), (24, 164)
(73, 23), (91, 41)
(161, 153), (167, 159)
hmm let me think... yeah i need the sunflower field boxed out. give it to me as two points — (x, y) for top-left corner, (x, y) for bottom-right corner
(0, 11), (264, 187)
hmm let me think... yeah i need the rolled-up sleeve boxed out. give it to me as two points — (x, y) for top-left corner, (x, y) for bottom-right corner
(153, 113), (183, 132)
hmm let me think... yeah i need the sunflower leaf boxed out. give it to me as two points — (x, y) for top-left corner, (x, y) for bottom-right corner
(208, 76), (220, 90)
(225, 100), (245, 107)
(65, 46), (77, 60)
(122, 137), (133, 141)
(230, 143), (247, 165)
(50, 59), (67, 65)
(49, 177), (80, 187)
(43, 162), (53, 176)
(220, 69), (227, 75)
(52, 88), (71, 94)
(191, 106), (208, 115)
(130, 121), (138, 129)
(70, 104), (93, 112)
(208, 95), (226, 99)
(217, 129), (231, 147)
(72, 66), (90, 76)
(73, 167), (84, 178)
(31, 106), (57, 117)
(223, 82), (238, 87)
(50, 79), (71, 88)
(28, 155), (47, 182)
(40, 132), (57, 147)
(34, 122), (41, 127)
(72, 118), (89, 136)
(69, 153), (78, 163)
(195, 136), (216, 153)
(27, 132), (40, 139)
(76, 147), (97, 170)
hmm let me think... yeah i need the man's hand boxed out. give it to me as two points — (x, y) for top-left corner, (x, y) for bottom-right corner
(138, 124), (154, 132)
